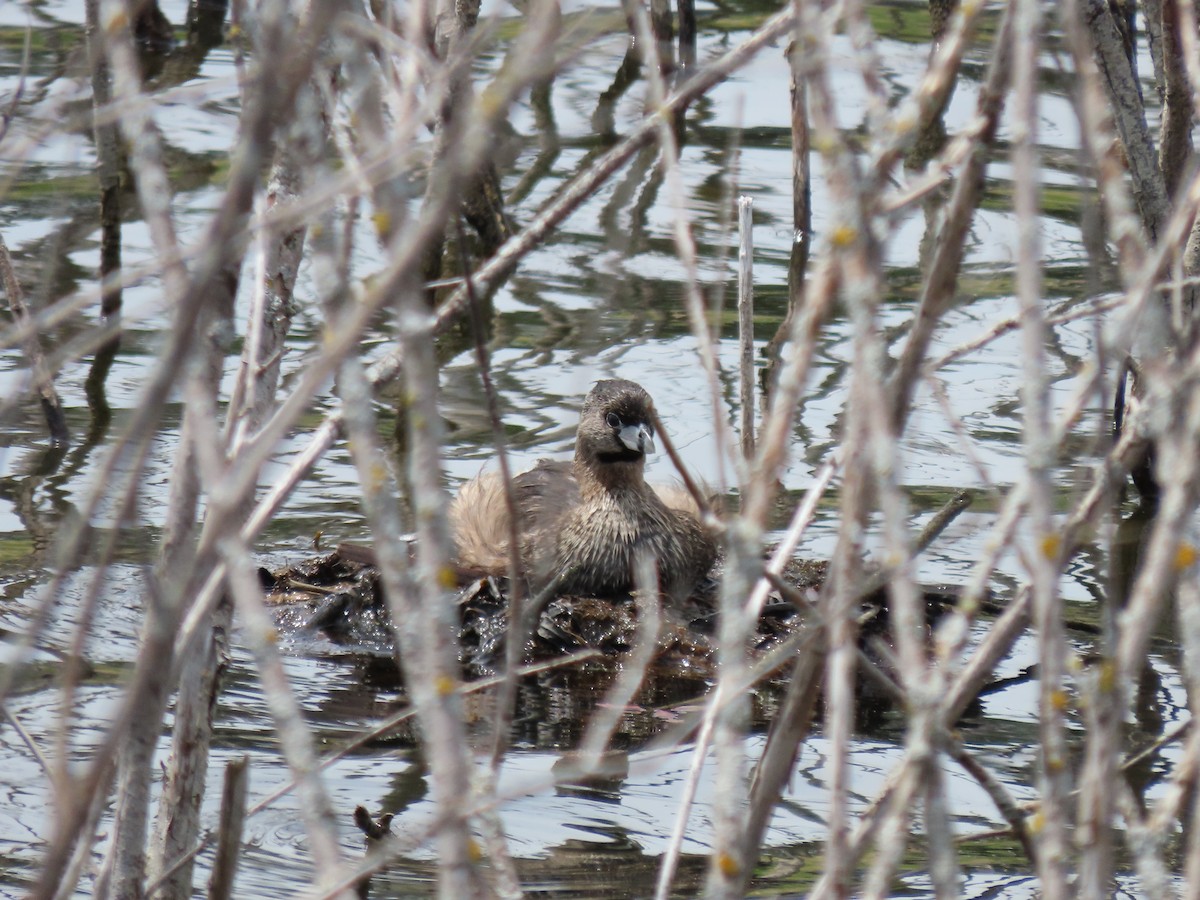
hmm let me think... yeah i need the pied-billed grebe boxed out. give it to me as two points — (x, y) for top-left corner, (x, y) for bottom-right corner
(451, 379), (716, 601)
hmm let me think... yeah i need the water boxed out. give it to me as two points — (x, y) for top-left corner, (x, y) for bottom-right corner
(0, 1), (1180, 897)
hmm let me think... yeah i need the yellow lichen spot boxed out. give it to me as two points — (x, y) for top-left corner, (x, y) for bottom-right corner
(1175, 542), (1198, 570)
(228, 23), (242, 38)
(830, 224), (858, 247)
(1049, 688), (1069, 712)
(368, 461), (388, 492)
(1047, 754), (1066, 774)
(435, 674), (457, 697)
(437, 565), (458, 589)
(265, 628), (279, 645)
(467, 837), (483, 862)
(371, 210), (391, 236)
(892, 109), (917, 135)
(478, 89), (501, 118)
(1039, 533), (1061, 559)
(1028, 810), (1045, 834)
(813, 133), (838, 155)
(717, 852), (741, 878)
(1097, 660), (1117, 693)
(105, 8), (130, 32)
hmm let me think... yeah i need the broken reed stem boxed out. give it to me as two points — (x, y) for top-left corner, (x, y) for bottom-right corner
(3, 705), (53, 778)
(0, 234), (69, 446)
(774, 24), (810, 374)
(1081, 0), (1170, 240)
(205, 756), (249, 900)
(737, 195), (755, 459)
(1062, 0), (1148, 277)
(84, 0), (122, 322)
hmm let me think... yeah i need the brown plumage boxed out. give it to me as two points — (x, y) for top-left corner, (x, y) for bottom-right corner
(451, 379), (716, 601)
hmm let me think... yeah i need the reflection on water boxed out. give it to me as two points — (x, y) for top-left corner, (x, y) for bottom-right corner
(0, 0), (1185, 896)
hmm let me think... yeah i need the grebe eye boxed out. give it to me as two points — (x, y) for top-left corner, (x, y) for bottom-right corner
(606, 412), (621, 429)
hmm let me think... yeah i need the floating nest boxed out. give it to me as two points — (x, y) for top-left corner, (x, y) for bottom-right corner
(260, 543), (968, 693)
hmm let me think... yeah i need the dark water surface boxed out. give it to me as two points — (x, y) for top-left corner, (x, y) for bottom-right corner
(0, 0), (1183, 897)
